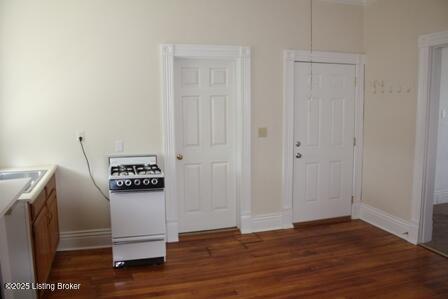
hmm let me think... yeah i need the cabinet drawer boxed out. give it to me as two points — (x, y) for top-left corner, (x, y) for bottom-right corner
(45, 176), (56, 198)
(31, 191), (46, 221)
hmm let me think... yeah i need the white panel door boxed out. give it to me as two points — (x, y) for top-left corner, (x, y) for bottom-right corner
(293, 62), (356, 223)
(175, 58), (236, 233)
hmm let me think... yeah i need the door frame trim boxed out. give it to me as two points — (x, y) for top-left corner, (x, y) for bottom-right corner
(161, 44), (252, 242)
(282, 50), (366, 227)
(412, 31), (448, 244)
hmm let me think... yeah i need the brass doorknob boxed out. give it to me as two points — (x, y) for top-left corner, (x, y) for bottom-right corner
(176, 154), (183, 160)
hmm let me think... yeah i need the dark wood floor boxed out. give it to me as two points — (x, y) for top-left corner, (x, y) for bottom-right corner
(424, 203), (448, 256)
(46, 220), (448, 298)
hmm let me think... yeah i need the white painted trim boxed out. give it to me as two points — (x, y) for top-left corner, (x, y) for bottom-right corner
(419, 31), (448, 48)
(56, 206), (420, 251)
(251, 213), (284, 233)
(412, 31), (448, 244)
(282, 50), (365, 227)
(56, 213), (284, 251)
(318, 0), (367, 6)
(58, 229), (112, 251)
(161, 44), (252, 241)
(351, 201), (361, 219)
(282, 51), (295, 228)
(172, 44), (246, 59)
(353, 55), (366, 212)
(239, 214), (252, 234)
(166, 221), (179, 242)
(359, 203), (418, 244)
(434, 190), (448, 204)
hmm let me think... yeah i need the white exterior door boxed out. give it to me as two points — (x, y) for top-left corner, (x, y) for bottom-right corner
(174, 58), (236, 233)
(293, 62), (356, 223)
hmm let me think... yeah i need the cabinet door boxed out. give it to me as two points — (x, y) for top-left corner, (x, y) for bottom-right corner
(32, 207), (51, 283)
(47, 193), (59, 255)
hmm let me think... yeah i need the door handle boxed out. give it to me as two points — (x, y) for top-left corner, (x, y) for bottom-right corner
(296, 153), (302, 159)
(176, 154), (183, 160)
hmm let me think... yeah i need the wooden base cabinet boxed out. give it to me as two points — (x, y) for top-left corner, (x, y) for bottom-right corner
(32, 206), (52, 284)
(47, 192), (59, 253)
(30, 175), (59, 296)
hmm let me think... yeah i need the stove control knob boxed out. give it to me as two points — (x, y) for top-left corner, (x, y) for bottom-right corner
(134, 179), (141, 186)
(116, 180), (124, 187)
(143, 179), (150, 186)
(125, 179), (132, 187)
(151, 178), (158, 185)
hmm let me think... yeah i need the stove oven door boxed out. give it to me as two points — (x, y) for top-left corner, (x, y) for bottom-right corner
(109, 190), (165, 239)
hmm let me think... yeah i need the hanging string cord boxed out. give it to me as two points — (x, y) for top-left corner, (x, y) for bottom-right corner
(310, 0), (313, 55)
(310, 0), (313, 91)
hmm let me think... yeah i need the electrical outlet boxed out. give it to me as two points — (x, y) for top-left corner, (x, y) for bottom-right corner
(76, 131), (85, 141)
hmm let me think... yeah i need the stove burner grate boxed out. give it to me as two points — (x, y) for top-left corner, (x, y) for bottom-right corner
(111, 164), (162, 176)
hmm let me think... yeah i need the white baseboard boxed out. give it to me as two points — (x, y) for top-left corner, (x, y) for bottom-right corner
(239, 214), (252, 234)
(58, 204), (419, 250)
(166, 221), (179, 243)
(58, 228), (111, 251)
(359, 203), (418, 244)
(351, 201), (362, 219)
(434, 190), (448, 204)
(250, 212), (284, 233)
(281, 208), (294, 229)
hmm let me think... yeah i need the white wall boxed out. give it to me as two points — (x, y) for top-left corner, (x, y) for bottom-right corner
(362, 0), (448, 220)
(0, 0), (364, 232)
(434, 47), (448, 205)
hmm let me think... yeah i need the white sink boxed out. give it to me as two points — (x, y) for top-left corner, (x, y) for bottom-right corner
(0, 170), (47, 193)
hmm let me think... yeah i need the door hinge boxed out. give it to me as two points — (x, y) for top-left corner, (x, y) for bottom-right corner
(351, 196), (354, 203)
(353, 137), (356, 147)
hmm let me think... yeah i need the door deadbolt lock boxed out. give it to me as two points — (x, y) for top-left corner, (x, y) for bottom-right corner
(176, 154), (183, 160)
(296, 153), (302, 159)
(296, 141), (301, 147)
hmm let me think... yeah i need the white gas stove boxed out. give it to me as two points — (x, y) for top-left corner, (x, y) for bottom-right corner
(108, 155), (166, 268)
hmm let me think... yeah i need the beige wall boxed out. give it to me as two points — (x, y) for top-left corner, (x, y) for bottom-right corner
(362, 0), (448, 220)
(3, 0), (447, 233)
(0, 0), (364, 232)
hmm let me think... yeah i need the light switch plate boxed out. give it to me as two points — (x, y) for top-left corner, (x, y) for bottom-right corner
(258, 127), (268, 138)
(115, 140), (124, 152)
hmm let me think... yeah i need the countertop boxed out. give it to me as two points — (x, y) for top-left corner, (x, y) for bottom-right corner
(0, 165), (57, 203)
(0, 178), (31, 217)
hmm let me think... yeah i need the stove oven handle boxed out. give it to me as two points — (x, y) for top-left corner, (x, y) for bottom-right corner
(113, 236), (165, 245)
